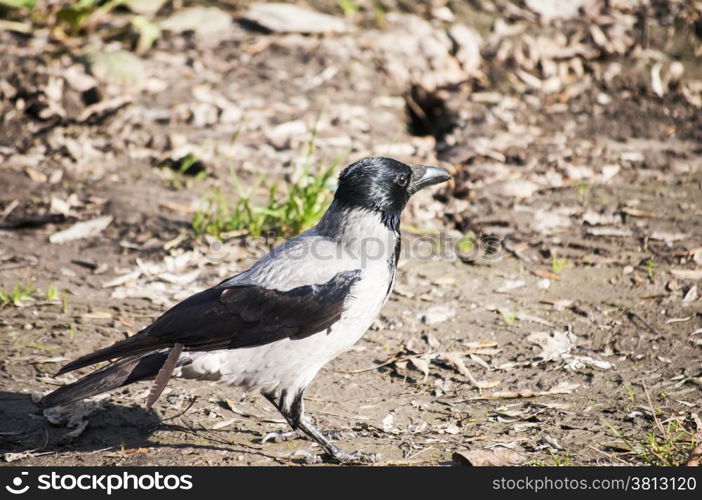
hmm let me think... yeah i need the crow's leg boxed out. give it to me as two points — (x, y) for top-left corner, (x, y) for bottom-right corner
(263, 390), (378, 464)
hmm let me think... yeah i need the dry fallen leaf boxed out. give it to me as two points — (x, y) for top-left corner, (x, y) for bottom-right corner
(3, 451), (54, 463)
(621, 207), (656, 218)
(468, 381), (580, 401)
(24, 166), (47, 183)
(243, 2), (349, 34)
(407, 356), (431, 379)
(530, 269), (561, 281)
(441, 352), (501, 389)
(691, 248), (702, 266)
(453, 448), (526, 466)
(49, 216), (113, 244)
(123, 447), (150, 455)
(683, 286), (698, 303)
(527, 330), (575, 361)
(212, 418), (238, 430)
(671, 269), (702, 281)
(685, 443), (702, 466)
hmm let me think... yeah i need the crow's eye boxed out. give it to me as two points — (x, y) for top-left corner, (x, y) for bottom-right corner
(396, 174), (409, 187)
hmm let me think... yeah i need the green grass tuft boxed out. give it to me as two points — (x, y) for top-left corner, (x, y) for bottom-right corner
(501, 308), (519, 325)
(337, 0), (359, 17)
(0, 0), (37, 10)
(604, 417), (698, 466)
(551, 257), (571, 274)
(46, 286), (59, 301)
(527, 450), (572, 466)
(192, 156), (341, 239)
(0, 283), (34, 307)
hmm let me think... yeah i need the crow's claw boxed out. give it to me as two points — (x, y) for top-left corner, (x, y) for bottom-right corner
(261, 430), (300, 443)
(332, 450), (380, 464)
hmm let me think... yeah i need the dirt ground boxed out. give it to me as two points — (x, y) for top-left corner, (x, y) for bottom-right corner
(1, 1), (701, 466)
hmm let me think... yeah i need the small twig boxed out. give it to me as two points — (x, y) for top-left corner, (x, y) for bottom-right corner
(0, 255), (39, 271)
(642, 382), (666, 438)
(88, 447), (114, 455)
(638, 2), (650, 49)
(503, 240), (532, 263)
(159, 396), (197, 423)
(0, 199), (19, 221)
(586, 444), (631, 465)
(404, 446), (434, 461)
(334, 354), (403, 374)
(405, 92), (428, 122)
(626, 311), (663, 337)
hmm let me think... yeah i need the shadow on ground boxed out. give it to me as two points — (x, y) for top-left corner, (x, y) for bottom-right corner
(0, 392), (304, 464)
(0, 391), (161, 455)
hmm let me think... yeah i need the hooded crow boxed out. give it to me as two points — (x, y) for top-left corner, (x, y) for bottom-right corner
(42, 157), (451, 463)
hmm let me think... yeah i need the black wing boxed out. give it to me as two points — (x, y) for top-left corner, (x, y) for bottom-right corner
(58, 269), (362, 375)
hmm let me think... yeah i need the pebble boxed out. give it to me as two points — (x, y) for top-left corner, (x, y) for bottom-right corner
(420, 305), (456, 325)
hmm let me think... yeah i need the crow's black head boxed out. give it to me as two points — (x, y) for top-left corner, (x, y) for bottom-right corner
(334, 157), (451, 229)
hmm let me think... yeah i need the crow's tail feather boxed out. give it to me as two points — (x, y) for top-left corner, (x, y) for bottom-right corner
(55, 332), (162, 375)
(41, 351), (169, 409)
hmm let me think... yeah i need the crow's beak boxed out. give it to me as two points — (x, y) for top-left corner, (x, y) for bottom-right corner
(409, 165), (452, 194)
